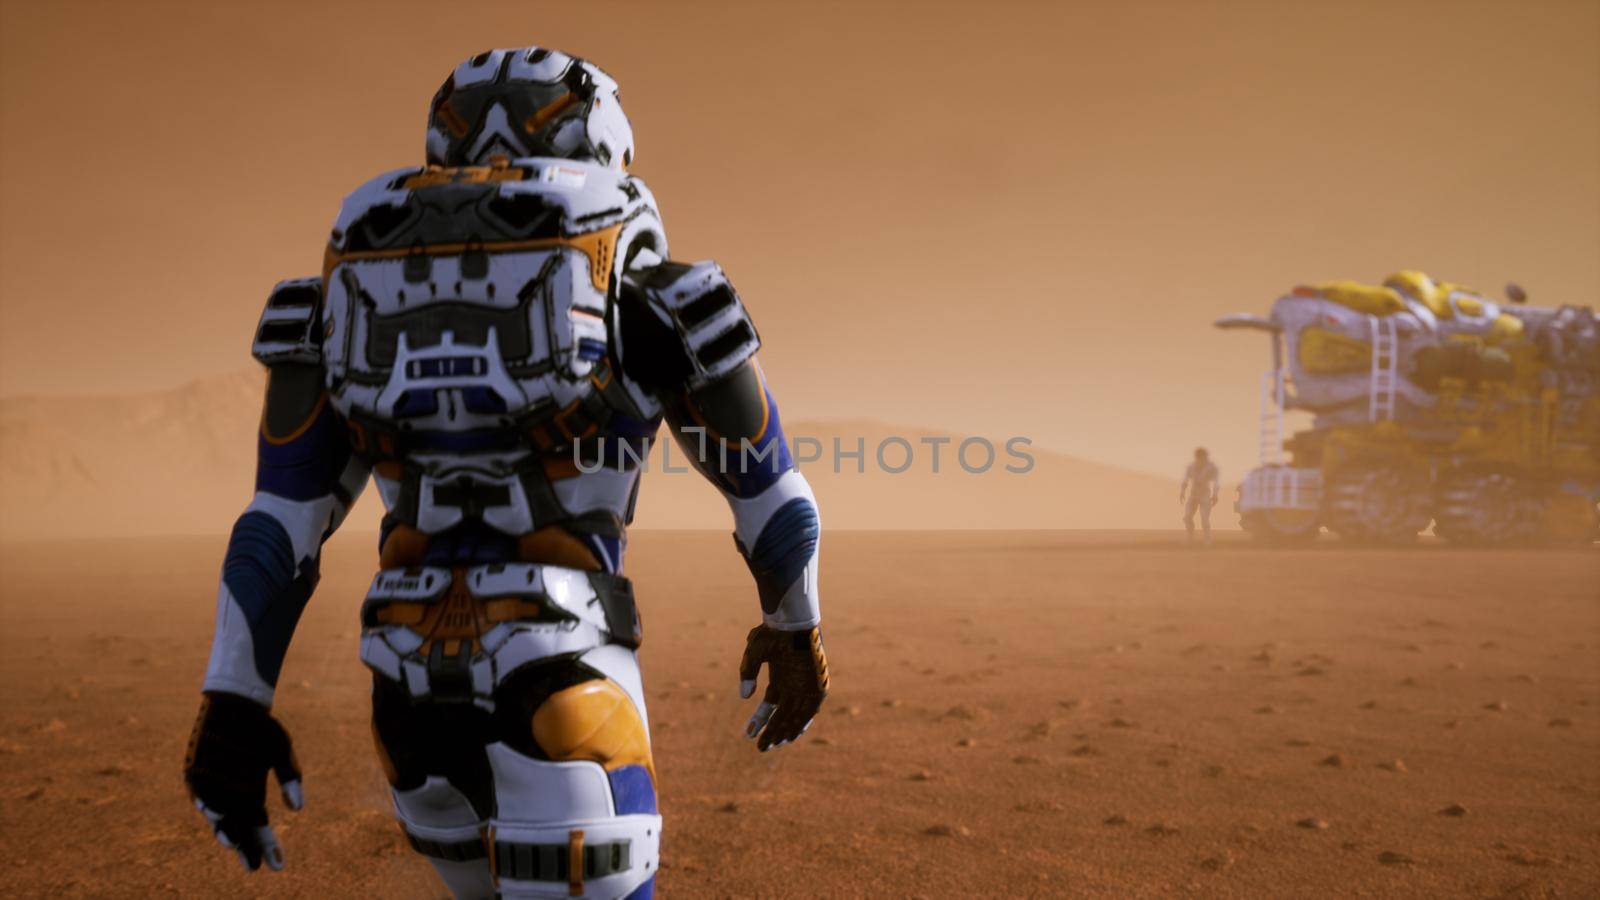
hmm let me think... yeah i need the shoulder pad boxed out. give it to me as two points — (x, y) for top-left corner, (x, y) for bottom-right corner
(633, 261), (760, 388)
(252, 277), (324, 366)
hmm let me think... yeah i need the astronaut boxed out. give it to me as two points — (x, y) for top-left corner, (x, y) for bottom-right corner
(1180, 447), (1219, 545)
(182, 47), (828, 899)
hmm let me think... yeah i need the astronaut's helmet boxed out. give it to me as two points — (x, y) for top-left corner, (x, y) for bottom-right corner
(426, 47), (634, 170)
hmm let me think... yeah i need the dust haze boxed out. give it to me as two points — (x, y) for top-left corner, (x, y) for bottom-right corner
(1, 0), (1597, 897)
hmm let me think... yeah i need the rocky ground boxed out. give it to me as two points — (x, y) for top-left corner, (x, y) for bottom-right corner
(1, 531), (1596, 897)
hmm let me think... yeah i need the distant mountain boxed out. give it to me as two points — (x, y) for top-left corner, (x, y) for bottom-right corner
(0, 371), (1186, 539)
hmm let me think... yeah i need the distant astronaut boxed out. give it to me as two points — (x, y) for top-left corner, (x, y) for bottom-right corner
(1180, 447), (1220, 545)
(182, 47), (828, 899)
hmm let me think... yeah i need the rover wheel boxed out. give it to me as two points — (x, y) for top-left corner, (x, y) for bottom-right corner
(1240, 509), (1321, 545)
(1434, 471), (1546, 545)
(1322, 466), (1431, 545)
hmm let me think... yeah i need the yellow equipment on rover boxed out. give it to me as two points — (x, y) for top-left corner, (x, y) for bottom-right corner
(1216, 272), (1599, 544)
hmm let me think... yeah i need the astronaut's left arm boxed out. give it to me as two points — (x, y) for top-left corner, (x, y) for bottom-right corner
(202, 278), (370, 703)
(185, 278), (370, 871)
(615, 259), (828, 751)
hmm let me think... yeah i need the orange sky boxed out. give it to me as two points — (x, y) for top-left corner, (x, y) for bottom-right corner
(2, 0), (1596, 476)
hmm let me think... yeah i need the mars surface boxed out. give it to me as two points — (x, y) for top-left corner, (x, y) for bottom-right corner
(1, 530), (1595, 898)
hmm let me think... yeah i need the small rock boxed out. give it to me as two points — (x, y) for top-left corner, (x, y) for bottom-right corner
(1103, 814), (1128, 826)
(716, 801), (739, 813)
(1011, 755), (1042, 765)
(1285, 738), (1312, 748)
(811, 736), (833, 746)
(1069, 744), (1098, 757)
(1548, 717), (1573, 728)
(1378, 850), (1414, 866)
(1438, 803), (1469, 817)
(942, 705), (981, 721)
(1378, 759), (1408, 773)
(1359, 700), (1378, 710)
(1253, 705), (1279, 715)
(1107, 717), (1136, 729)
(908, 770), (932, 782)
(923, 824), (970, 838)
(94, 765), (130, 777)
(1145, 823), (1179, 837)
(1025, 721), (1055, 738)
(1199, 850), (1235, 872)
(24, 787), (44, 801)
(955, 737), (976, 748)
(1320, 754), (1348, 768)
(881, 699), (902, 708)
(1483, 701), (1508, 712)
(1296, 817), (1329, 830)
(837, 705), (862, 717)
(1297, 666), (1326, 677)
(41, 719), (67, 734)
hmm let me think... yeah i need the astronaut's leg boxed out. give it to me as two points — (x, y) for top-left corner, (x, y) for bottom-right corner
(1199, 499), (1213, 545)
(1183, 496), (1199, 542)
(371, 679), (497, 898)
(486, 646), (661, 899)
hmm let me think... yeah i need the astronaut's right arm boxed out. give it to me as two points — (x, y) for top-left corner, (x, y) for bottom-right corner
(184, 278), (369, 873)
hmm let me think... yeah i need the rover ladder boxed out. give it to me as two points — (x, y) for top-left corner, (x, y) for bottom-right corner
(1368, 315), (1398, 422)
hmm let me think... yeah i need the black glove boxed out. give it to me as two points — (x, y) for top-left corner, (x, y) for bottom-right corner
(738, 625), (829, 751)
(182, 691), (303, 871)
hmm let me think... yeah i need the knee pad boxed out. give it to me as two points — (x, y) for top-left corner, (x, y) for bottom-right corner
(486, 741), (660, 899)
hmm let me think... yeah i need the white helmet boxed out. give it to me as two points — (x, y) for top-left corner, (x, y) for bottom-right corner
(425, 47), (634, 170)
